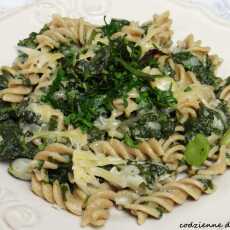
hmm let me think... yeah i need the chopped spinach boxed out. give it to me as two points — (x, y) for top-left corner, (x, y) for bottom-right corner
(0, 74), (8, 90)
(152, 87), (177, 108)
(41, 37), (151, 132)
(0, 120), (37, 161)
(101, 18), (130, 37)
(48, 163), (72, 184)
(127, 160), (171, 189)
(172, 52), (220, 87)
(184, 104), (230, 141)
(129, 111), (176, 140)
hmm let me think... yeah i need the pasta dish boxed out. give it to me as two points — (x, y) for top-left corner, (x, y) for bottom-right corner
(0, 11), (230, 227)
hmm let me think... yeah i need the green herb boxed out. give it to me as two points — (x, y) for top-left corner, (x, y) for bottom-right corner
(184, 105), (229, 141)
(41, 38), (146, 131)
(0, 120), (38, 161)
(152, 87), (177, 108)
(124, 133), (138, 148)
(0, 103), (39, 161)
(127, 160), (171, 189)
(184, 86), (192, 92)
(48, 116), (58, 131)
(101, 18), (130, 37)
(115, 57), (158, 80)
(198, 178), (214, 193)
(18, 24), (49, 48)
(172, 52), (220, 87)
(129, 111), (176, 140)
(185, 133), (210, 166)
(48, 163), (72, 184)
(0, 74), (9, 90)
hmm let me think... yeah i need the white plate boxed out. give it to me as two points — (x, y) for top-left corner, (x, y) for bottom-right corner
(1, 0), (230, 229)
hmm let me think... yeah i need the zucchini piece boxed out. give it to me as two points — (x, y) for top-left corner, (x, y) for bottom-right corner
(8, 158), (32, 181)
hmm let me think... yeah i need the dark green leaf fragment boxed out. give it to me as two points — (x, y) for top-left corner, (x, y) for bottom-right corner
(101, 18), (130, 37)
(172, 52), (221, 87)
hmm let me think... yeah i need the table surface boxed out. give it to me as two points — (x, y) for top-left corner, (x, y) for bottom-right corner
(0, 0), (230, 21)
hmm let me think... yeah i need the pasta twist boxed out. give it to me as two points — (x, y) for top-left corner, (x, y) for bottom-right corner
(177, 100), (200, 123)
(177, 34), (222, 69)
(112, 89), (139, 117)
(0, 84), (32, 103)
(174, 64), (217, 122)
(90, 138), (164, 161)
(2, 47), (63, 102)
(36, 15), (96, 49)
(117, 176), (213, 224)
(30, 143), (85, 216)
(174, 64), (200, 84)
(81, 190), (116, 227)
(0, 67), (32, 103)
(219, 84), (230, 102)
(31, 175), (83, 216)
(112, 22), (144, 42)
(177, 34), (210, 59)
(32, 143), (74, 169)
(198, 145), (227, 176)
(138, 11), (173, 54)
(161, 133), (185, 171)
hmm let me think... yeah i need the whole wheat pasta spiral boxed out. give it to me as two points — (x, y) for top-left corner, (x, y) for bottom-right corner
(0, 84), (32, 103)
(174, 64), (200, 84)
(198, 145), (227, 176)
(81, 190), (116, 227)
(36, 15), (96, 49)
(90, 138), (164, 161)
(31, 175), (83, 215)
(0, 67), (33, 103)
(30, 143), (85, 216)
(31, 143), (74, 169)
(138, 11), (173, 54)
(219, 84), (230, 103)
(118, 176), (213, 224)
(112, 22), (144, 43)
(113, 89), (139, 117)
(177, 100), (200, 123)
(161, 133), (185, 171)
(177, 34), (210, 59)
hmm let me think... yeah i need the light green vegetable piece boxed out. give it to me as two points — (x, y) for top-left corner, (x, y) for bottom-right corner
(220, 128), (230, 146)
(8, 158), (32, 181)
(185, 133), (210, 166)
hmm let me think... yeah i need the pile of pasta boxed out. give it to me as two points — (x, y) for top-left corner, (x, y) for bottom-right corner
(1, 11), (230, 227)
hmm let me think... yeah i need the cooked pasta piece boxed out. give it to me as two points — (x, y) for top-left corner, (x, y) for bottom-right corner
(117, 176), (214, 224)
(30, 143), (84, 215)
(81, 190), (116, 227)
(112, 22), (144, 42)
(90, 138), (164, 160)
(113, 89), (139, 117)
(36, 15), (96, 49)
(198, 145), (227, 176)
(31, 175), (83, 215)
(1, 12), (230, 228)
(161, 133), (185, 171)
(220, 84), (230, 102)
(174, 64), (200, 84)
(177, 100), (200, 123)
(177, 34), (210, 59)
(138, 11), (173, 54)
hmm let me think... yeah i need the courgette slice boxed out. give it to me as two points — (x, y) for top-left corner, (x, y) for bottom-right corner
(8, 158), (32, 181)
